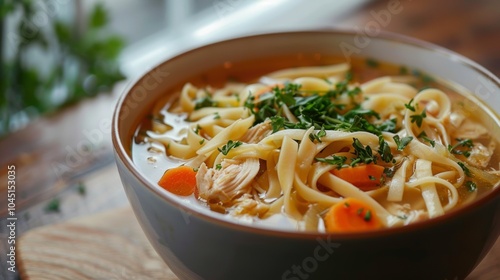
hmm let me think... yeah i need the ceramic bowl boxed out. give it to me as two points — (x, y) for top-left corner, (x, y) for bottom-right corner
(112, 30), (500, 280)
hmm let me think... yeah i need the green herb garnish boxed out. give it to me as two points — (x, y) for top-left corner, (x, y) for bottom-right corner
(366, 58), (379, 68)
(315, 155), (347, 168)
(194, 124), (202, 134)
(77, 182), (86, 196)
(404, 98), (416, 112)
(457, 162), (472, 177)
(378, 136), (394, 163)
(351, 138), (376, 166)
(393, 135), (413, 151)
(194, 95), (218, 110)
(309, 127), (326, 143)
(465, 181), (477, 192)
(364, 210), (372, 221)
(448, 138), (473, 158)
(384, 167), (396, 178)
(218, 140), (242, 155)
(45, 198), (61, 213)
(410, 110), (427, 127)
(417, 131), (435, 147)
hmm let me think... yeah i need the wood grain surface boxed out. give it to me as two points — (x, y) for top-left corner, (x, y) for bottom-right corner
(16, 198), (500, 280)
(17, 207), (178, 280)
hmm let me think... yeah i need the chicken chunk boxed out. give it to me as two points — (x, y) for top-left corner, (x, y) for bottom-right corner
(239, 120), (272, 144)
(229, 193), (270, 217)
(196, 158), (260, 203)
(467, 141), (496, 168)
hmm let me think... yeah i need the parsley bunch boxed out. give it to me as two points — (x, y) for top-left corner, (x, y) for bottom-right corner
(244, 75), (397, 136)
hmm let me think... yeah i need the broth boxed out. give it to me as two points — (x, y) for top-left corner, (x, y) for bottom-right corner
(132, 54), (500, 232)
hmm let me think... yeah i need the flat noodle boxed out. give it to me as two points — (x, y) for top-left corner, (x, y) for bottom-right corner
(387, 158), (411, 202)
(143, 62), (500, 233)
(277, 136), (301, 219)
(266, 63), (349, 79)
(196, 116), (254, 156)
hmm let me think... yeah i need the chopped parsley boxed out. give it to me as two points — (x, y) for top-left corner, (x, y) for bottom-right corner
(309, 127), (326, 143)
(244, 77), (391, 137)
(393, 135), (413, 151)
(404, 98), (416, 112)
(315, 155), (347, 168)
(364, 210), (372, 221)
(412, 69), (435, 85)
(399, 66), (409, 75)
(378, 118), (397, 133)
(194, 124), (202, 134)
(218, 140), (242, 155)
(417, 131), (435, 147)
(378, 136), (394, 163)
(366, 58), (380, 68)
(194, 95), (217, 110)
(45, 198), (61, 213)
(77, 182), (86, 196)
(465, 181), (477, 192)
(457, 161), (472, 177)
(384, 167), (396, 178)
(351, 138), (376, 166)
(448, 138), (473, 158)
(215, 163), (222, 170)
(410, 110), (427, 127)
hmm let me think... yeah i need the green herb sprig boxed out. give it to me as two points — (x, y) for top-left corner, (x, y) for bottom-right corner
(218, 140), (242, 155)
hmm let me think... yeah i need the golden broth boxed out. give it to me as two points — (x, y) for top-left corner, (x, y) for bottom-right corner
(132, 54), (500, 232)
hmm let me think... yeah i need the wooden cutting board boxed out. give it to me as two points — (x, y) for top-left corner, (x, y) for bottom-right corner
(17, 206), (500, 280)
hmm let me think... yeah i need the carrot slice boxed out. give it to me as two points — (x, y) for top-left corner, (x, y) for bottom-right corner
(324, 197), (382, 233)
(330, 164), (385, 191)
(158, 166), (197, 196)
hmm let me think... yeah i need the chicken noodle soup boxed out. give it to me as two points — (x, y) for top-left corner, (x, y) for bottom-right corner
(132, 57), (500, 233)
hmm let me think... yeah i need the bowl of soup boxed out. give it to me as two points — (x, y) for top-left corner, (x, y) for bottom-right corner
(112, 30), (500, 280)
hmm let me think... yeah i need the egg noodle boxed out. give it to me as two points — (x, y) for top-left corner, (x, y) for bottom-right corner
(145, 63), (500, 232)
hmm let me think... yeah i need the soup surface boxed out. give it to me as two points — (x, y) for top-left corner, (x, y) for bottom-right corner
(132, 55), (500, 233)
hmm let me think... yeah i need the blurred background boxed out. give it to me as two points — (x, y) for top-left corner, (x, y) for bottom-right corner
(0, 0), (499, 278)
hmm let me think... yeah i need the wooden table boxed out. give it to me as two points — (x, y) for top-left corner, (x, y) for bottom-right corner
(1, 0), (499, 279)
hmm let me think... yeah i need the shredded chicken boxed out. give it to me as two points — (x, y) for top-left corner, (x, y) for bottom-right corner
(451, 118), (489, 140)
(385, 203), (428, 225)
(467, 141), (496, 168)
(229, 193), (270, 217)
(239, 120), (272, 144)
(196, 158), (260, 203)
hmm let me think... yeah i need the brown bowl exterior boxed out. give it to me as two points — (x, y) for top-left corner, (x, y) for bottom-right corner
(112, 30), (500, 280)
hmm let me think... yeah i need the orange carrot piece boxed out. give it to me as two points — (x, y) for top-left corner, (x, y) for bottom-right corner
(324, 198), (382, 233)
(330, 164), (385, 191)
(158, 166), (197, 196)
